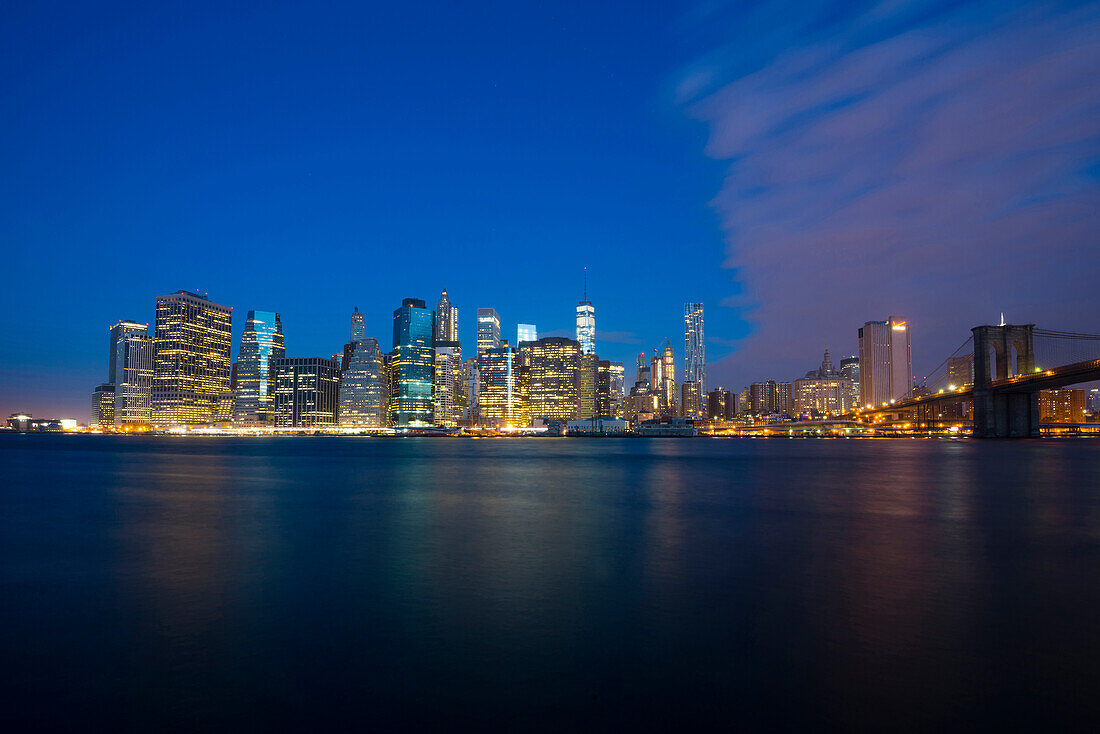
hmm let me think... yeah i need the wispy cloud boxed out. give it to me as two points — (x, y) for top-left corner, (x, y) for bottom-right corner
(679, 0), (1100, 385)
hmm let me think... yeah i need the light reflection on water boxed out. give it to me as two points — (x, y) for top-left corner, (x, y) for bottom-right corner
(1, 436), (1098, 730)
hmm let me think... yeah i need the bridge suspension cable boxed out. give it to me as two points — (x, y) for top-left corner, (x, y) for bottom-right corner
(909, 335), (974, 398)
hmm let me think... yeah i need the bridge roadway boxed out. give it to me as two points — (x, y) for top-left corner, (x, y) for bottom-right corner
(862, 356), (1100, 437)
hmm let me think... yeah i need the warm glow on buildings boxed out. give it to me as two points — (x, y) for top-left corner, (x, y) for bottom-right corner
(152, 291), (233, 426)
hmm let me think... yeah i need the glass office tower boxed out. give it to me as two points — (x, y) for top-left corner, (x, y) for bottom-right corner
(517, 324), (537, 345)
(152, 291), (233, 426)
(233, 310), (285, 426)
(477, 308), (500, 359)
(390, 298), (435, 426)
(683, 302), (705, 395)
(107, 319), (153, 427)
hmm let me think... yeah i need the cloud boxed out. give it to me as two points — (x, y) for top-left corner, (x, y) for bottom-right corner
(679, 0), (1100, 386)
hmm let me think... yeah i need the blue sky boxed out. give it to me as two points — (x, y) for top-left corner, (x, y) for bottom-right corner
(2, 1), (1098, 419)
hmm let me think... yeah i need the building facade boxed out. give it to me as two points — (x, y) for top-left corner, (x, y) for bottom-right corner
(1039, 389), (1088, 423)
(681, 381), (702, 417)
(110, 320), (153, 426)
(858, 317), (912, 408)
(577, 354), (598, 419)
(233, 310), (285, 426)
(528, 336), (581, 422)
(517, 323), (537, 345)
(339, 336), (386, 427)
(273, 357), (340, 427)
(576, 301), (595, 356)
(92, 384), (115, 427)
(390, 298), (435, 426)
(435, 289), (458, 343)
(432, 341), (464, 427)
(476, 308), (500, 359)
(479, 343), (519, 425)
(839, 357), (860, 410)
(793, 349), (854, 416)
(683, 302), (705, 395)
(152, 291), (233, 426)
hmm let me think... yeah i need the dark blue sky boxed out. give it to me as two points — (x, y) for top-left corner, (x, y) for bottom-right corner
(3, 1), (1098, 419)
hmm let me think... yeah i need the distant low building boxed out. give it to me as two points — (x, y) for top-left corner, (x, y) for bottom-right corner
(566, 417), (627, 435)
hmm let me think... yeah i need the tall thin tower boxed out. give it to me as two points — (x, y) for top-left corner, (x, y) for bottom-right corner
(683, 302), (705, 395)
(576, 267), (596, 356)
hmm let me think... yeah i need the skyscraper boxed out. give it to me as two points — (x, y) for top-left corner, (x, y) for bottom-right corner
(575, 269), (596, 356)
(109, 320), (153, 426)
(517, 324), (537, 345)
(432, 341), (463, 427)
(233, 310), (285, 426)
(578, 353), (598, 419)
(273, 357), (340, 427)
(476, 308), (500, 359)
(650, 340), (676, 416)
(92, 384), (115, 427)
(435, 289), (458, 343)
(390, 298), (435, 426)
(479, 342), (518, 425)
(681, 381), (701, 417)
(152, 291), (233, 426)
(528, 336), (581, 422)
(858, 317), (912, 407)
(839, 357), (860, 409)
(339, 307), (386, 428)
(683, 302), (705, 395)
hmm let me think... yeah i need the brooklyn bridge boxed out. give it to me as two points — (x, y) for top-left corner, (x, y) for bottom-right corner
(861, 323), (1100, 438)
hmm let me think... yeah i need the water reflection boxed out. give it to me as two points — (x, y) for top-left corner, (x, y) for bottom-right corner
(1, 435), (1098, 730)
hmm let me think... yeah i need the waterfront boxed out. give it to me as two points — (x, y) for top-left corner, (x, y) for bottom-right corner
(2, 436), (1099, 729)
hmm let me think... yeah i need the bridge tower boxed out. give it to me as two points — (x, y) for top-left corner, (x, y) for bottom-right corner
(971, 324), (1039, 438)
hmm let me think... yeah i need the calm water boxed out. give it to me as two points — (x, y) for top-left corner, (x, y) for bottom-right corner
(2, 435), (1099, 730)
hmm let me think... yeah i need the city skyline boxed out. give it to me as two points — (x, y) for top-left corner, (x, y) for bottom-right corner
(3, 1), (1098, 420)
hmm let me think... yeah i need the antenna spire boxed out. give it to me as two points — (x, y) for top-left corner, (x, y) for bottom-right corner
(583, 266), (587, 302)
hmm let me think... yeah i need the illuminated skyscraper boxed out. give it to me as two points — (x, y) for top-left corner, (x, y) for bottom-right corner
(433, 341), (463, 427)
(108, 320), (153, 426)
(528, 336), (581, 422)
(681, 381), (702, 417)
(598, 360), (625, 417)
(92, 384), (115, 427)
(578, 354), (598, 419)
(517, 324), (537, 345)
(683, 303), (705, 395)
(858, 317), (912, 407)
(839, 356), (860, 409)
(233, 310), (285, 426)
(152, 291), (232, 426)
(650, 340), (676, 416)
(273, 357), (340, 427)
(339, 343), (386, 428)
(476, 308), (501, 359)
(707, 388), (732, 420)
(338, 307), (385, 427)
(435, 289), (458, 343)
(576, 270), (595, 356)
(390, 298), (435, 426)
(479, 342), (518, 425)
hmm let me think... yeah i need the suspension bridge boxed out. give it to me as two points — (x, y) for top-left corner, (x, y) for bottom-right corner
(861, 323), (1100, 438)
